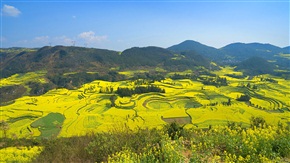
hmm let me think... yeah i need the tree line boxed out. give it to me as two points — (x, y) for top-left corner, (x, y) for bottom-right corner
(116, 85), (165, 97)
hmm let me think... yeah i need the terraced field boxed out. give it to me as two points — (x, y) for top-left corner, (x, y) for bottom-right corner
(0, 68), (289, 138)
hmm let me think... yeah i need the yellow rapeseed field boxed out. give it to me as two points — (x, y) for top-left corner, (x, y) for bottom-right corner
(1, 67), (289, 138)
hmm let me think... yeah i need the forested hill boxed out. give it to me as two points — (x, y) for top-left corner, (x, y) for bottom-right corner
(168, 40), (289, 65)
(167, 40), (224, 61)
(235, 56), (276, 76)
(283, 46), (290, 53)
(0, 46), (120, 78)
(220, 43), (286, 61)
(0, 45), (213, 78)
(120, 46), (175, 67)
(1, 40), (289, 79)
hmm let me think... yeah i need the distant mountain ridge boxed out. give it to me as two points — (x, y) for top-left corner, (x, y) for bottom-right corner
(282, 46), (290, 53)
(1, 40), (289, 78)
(0, 45), (213, 78)
(235, 56), (276, 75)
(167, 40), (224, 60)
(220, 42), (284, 61)
(168, 40), (289, 63)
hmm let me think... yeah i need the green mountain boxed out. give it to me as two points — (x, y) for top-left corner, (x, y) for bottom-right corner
(235, 56), (276, 75)
(167, 41), (289, 70)
(220, 42), (284, 61)
(0, 43), (289, 104)
(120, 46), (174, 67)
(1, 41), (289, 79)
(167, 40), (224, 60)
(0, 45), (212, 78)
(0, 46), (121, 78)
(120, 46), (212, 71)
(282, 46), (290, 53)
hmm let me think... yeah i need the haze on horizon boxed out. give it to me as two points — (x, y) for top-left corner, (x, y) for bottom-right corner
(1, 0), (289, 51)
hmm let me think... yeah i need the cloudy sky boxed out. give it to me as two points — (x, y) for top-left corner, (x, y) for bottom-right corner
(1, 0), (289, 51)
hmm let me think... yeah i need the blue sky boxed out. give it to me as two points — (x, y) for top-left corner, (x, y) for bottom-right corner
(1, 0), (289, 51)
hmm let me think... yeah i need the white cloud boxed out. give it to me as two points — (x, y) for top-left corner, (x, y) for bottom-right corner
(4, 32), (107, 48)
(78, 31), (107, 43)
(16, 40), (29, 46)
(2, 4), (21, 17)
(53, 36), (74, 45)
(34, 36), (49, 42)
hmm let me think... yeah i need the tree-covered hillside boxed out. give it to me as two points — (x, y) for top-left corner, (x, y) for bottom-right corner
(168, 40), (289, 68)
(0, 45), (214, 78)
(167, 40), (224, 61)
(235, 56), (276, 75)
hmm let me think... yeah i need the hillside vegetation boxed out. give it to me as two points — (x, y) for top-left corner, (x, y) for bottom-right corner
(235, 56), (276, 76)
(0, 46), (213, 78)
(0, 42), (290, 162)
(1, 120), (289, 163)
(168, 40), (290, 68)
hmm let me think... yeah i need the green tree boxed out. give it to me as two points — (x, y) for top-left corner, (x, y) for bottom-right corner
(0, 120), (9, 138)
(250, 116), (266, 128)
(110, 95), (117, 107)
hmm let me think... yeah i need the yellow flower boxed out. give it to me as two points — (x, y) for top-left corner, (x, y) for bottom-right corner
(238, 155), (244, 161)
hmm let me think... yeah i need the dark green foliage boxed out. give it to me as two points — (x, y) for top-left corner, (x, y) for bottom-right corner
(115, 87), (133, 97)
(168, 40), (289, 70)
(0, 120), (9, 138)
(225, 73), (245, 79)
(47, 72), (126, 89)
(236, 94), (251, 102)
(221, 98), (232, 106)
(165, 122), (185, 140)
(170, 73), (195, 80)
(32, 127), (162, 163)
(1, 120), (289, 162)
(132, 71), (165, 82)
(227, 121), (242, 130)
(200, 76), (228, 87)
(116, 85), (165, 97)
(221, 43), (284, 61)
(0, 85), (27, 105)
(1, 42), (290, 80)
(1, 60), (27, 78)
(272, 134), (290, 158)
(235, 56), (275, 75)
(33, 136), (94, 163)
(167, 40), (224, 61)
(120, 46), (173, 67)
(260, 77), (278, 83)
(1, 46), (121, 78)
(7, 115), (39, 123)
(109, 95), (117, 107)
(28, 81), (55, 95)
(59, 50), (68, 58)
(282, 46), (290, 53)
(1, 45), (214, 80)
(164, 59), (195, 71)
(85, 128), (162, 163)
(250, 116), (267, 128)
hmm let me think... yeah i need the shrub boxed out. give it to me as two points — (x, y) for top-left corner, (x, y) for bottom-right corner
(165, 122), (185, 140)
(236, 94), (251, 102)
(250, 116), (267, 128)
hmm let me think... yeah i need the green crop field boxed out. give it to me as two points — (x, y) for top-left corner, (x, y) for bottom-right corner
(1, 67), (289, 139)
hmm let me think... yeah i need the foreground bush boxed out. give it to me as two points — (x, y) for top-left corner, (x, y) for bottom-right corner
(0, 146), (42, 162)
(189, 125), (290, 162)
(106, 124), (290, 163)
(1, 121), (289, 162)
